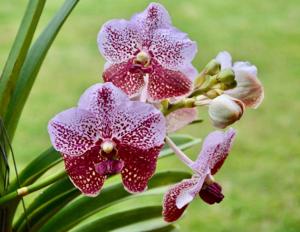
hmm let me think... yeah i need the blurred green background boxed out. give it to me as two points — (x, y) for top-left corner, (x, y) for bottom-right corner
(1, 0), (300, 231)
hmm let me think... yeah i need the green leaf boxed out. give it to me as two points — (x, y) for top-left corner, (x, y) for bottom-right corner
(112, 220), (179, 232)
(4, 0), (80, 140)
(38, 171), (190, 232)
(8, 147), (61, 191)
(14, 177), (79, 232)
(0, 0), (46, 119)
(70, 206), (168, 232)
(160, 134), (201, 158)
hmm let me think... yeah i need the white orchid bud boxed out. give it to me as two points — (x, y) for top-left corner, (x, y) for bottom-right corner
(208, 95), (244, 128)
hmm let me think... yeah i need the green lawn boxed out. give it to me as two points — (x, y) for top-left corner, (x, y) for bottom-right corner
(1, 0), (300, 231)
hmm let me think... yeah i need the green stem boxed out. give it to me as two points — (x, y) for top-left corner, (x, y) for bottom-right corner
(162, 98), (196, 116)
(0, 171), (66, 206)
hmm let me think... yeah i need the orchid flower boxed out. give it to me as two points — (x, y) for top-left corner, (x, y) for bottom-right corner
(48, 83), (166, 196)
(216, 51), (264, 109)
(98, 3), (198, 102)
(163, 128), (236, 222)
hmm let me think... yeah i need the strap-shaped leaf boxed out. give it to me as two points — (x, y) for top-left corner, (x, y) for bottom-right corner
(38, 171), (190, 232)
(14, 177), (79, 232)
(0, 0), (46, 118)
(113, 222), (178, 232)
(13, 177), (76, 231)
(8, 147), (61, 192)
(4, 0), (79, 140)
(70, 206), (170, 232)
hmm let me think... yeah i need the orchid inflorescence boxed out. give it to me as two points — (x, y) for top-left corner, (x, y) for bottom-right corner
(48, 2), (264, 222)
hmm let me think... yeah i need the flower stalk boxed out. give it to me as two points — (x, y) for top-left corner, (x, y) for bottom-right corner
(165, 136), (194, 167)
(0, 171), (66, 206)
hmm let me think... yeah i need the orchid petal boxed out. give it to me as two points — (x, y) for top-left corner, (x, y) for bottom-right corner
(216, 51), (232, 70)
(150, 28), (197, 70)
(78, 82), (166, 145)
(78, 83), (129, 138)
(166, 108), (198, 133)
(48, 108), (99, 156)
(131, 2), (171, 42)
(226, 62), (264, 108)
(193, 128), (236, 175)
(119, 144), (162, 193)
(148, 64), (192, 101)
(162, 177), (198, 222)
(103, 61), (145, 97)
(176, 174), (207, 208)
(63, 146), (107, 196)
(117, 103), (166, 149)
(97, 19), (141, 63)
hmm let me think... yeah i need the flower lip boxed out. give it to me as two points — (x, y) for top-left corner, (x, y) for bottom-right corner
(95, 159), (124, 176)
(199, 182), (224, 205)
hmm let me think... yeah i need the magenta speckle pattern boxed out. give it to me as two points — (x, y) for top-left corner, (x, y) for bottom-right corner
(98, 3), (197, 101)
(48, 83), (166, 196)
(163, 177), (197, 222)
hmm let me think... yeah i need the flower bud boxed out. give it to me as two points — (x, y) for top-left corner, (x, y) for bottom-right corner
(205, 59), (221, 76)
(194, 60), (220, 87)
(208, 95), (244, 128)
(217, 69), (235, 84)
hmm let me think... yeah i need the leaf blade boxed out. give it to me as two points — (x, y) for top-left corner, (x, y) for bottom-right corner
(38, 171), (190, 232)
(4, 0), (80, 140)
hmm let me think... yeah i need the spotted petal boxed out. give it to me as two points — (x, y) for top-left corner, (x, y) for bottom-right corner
(117, 106), (166, 192)
(98, 19), (141, 63)
(48, 108), (99, 156)
(103, 61), (145, 97)
(63, 146), (107, 196)
(163, 177), (200, 222)
(119, 144), (162, 193)
(148, 64), (192, 101)
(166, 108), (198, 133)
(226, 62), (264, 109)
(131, 2), (171, 41)
(193, 128), (236, 175)
(150, 28), (197, 70)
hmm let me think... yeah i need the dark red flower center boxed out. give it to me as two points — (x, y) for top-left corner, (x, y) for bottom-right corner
(199, 182), (224, 205)
(94, 140), (123, 176)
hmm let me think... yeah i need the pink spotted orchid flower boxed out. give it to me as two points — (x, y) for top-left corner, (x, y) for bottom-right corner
(48, 83), (166, 196)
(216, 51), (264, 109)
(163, 128), (236, 222)
(98, 3), (198, 102)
